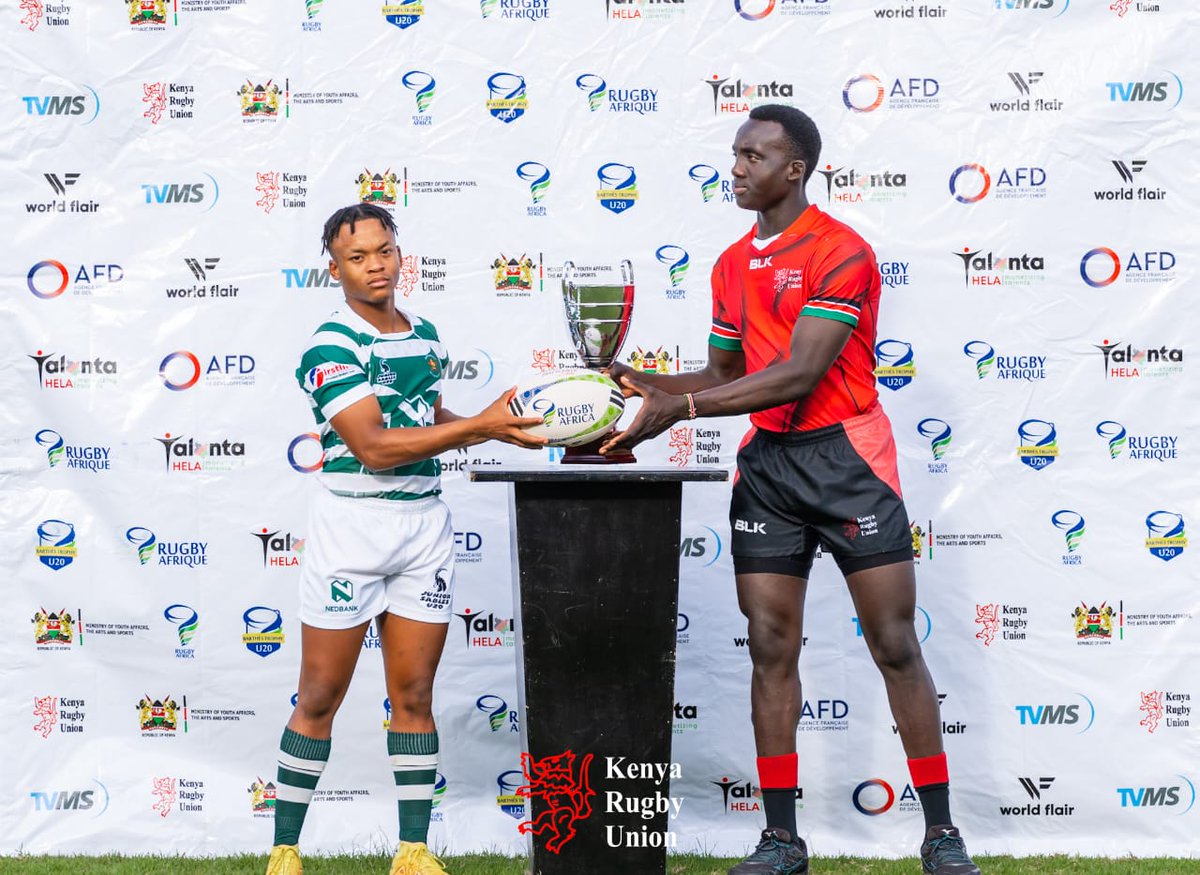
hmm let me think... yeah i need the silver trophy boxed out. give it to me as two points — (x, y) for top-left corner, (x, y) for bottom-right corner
(561, 259), (635, 463)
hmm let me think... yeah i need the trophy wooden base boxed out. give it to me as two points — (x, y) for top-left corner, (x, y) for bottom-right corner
(560, 434), (636, 464)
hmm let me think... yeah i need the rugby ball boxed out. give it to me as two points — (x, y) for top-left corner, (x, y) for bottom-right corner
(509, 369), (625, 447)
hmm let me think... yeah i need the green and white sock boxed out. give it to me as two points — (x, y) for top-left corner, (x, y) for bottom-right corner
(388, 730), (438, 843)
(273, 727), (331, 845)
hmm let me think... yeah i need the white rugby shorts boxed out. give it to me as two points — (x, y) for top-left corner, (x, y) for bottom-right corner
(298, 486), (456, 628)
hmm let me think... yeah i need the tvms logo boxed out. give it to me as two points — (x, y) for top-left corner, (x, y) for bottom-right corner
(949, 164), (1046, 203)
(874, 339), (915, 390)
(706, 74), (795, 115)
(1017, 419), (1058, 470)
(1093, 339), (1183, 380)
(1079, 248), (1176, 287)
(27, 261), (123, 299)
(455, 608), (514, 648)
(281, 267), (340, 288)
(852, 779), (920, 815)
(954, 247), (1045, 288)
(516, 161), (550, 216)
(141, 174), (219, 211)
(1106, 72), (1183, 109)
(842, 74), (939, 112)
(475, 694), (519, 732)
(575, 74), (658, 114)
(159, 351), (256, 390)
(687, 164), (734, 204)
(1051, 510), (1085, 566)
(1096, 158), (1166, 201)
(596, 163), (638, 213)
(993, 0), (1068, 15)
(21, 86), (100, 124)
(962, 341), (1047, 381)
(1014, 694), (1095, 733)
(1095, 420), (1178, 462)
(1145, 511), (1186, 562)
(680, 526), (722, 567)
(486, 72), (528, 123)
(30, 781), (109, 816)
(156, 432), (247, 472)
(251, 528), (304, 568)
(27, 172), (99, 215)
(818, 164), (907, 204)
(444, 350), (494, 389)
(1117, 779), (1196, 813)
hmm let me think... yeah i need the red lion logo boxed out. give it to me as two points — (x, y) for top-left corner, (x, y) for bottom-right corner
(517, 749), (595, 854)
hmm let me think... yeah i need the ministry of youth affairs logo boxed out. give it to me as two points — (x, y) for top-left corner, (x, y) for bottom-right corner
(596, 163), (638, 213)
(487, 73), (528, 124)
(874, 339), (915, 390)
(242, 606), (285, 657)
(1017, 419), (1058, 470)
(1145, 511), (1186, 562)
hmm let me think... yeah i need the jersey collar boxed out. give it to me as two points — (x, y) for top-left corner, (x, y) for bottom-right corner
(746, 204), (823, 253)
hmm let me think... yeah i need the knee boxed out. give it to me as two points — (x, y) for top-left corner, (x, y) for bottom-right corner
(294, 677), (346, 723)
(868, 624), (921, 674)
(746, 613), (802, 669)
(387, 677), (435, 721)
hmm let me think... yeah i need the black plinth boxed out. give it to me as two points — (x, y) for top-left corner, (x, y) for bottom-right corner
(469, 465), (727, 875)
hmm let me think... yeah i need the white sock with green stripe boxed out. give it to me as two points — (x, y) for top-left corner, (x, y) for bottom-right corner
(388, 730), (438, 843)
(273, 727), (331, 845)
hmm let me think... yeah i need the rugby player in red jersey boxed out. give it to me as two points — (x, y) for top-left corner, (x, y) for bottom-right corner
(601, 105), (980, 875)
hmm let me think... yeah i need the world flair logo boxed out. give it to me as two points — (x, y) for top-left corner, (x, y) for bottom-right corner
(487, 72), (527, 123)
(37, 520), (77, 570)
(242, 607), (285, 657)
(874, 339), (915, 390)
(1145, 511), (1186, 562)
(1052, 511), (1085, 565)
(1017, 419), (1058, 469)
(596, 163), (638, 213)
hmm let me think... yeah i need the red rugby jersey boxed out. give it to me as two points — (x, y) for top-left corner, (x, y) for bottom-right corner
(709, 204), (883, 432)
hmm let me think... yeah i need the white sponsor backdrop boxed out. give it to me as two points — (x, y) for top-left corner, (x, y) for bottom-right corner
(2, 0), (1197, 861)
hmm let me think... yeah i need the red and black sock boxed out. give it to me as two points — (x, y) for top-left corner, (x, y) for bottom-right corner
(908, 752), (952, 830)
(758, 753), (799, 839)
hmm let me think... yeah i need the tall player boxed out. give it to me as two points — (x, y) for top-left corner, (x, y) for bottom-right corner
(600, 106), (981, 875)
(265, 203), (544, 875)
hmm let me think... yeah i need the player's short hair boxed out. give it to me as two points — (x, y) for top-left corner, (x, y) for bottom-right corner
(748, 104), (822, 183)
(321, 203), (398, 254)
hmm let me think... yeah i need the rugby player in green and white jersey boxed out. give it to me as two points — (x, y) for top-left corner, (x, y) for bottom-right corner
(265, 204), (544, 875)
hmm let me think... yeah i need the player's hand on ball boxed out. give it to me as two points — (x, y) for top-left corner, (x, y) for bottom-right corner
(602, 361), (639, 398)
(478, 388), (548, 449)
(599, 376), (688, 455)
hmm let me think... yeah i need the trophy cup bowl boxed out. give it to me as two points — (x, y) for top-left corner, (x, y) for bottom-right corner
(561, 259), (636, 464)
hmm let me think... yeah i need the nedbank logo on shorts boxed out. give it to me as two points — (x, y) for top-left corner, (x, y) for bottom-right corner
(330, 579), (353, 602)
(420, 567), (451, 611)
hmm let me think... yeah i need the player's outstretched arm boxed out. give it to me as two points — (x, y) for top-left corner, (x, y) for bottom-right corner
(600, 316), (852, 454)
(604, 344), (745, 398)
(331, 388), (545, 471)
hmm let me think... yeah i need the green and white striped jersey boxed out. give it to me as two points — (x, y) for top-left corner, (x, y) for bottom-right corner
(296, 307), (449, 501)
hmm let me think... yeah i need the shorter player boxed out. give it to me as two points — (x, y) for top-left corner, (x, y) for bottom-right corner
(265, 203), (544, 875)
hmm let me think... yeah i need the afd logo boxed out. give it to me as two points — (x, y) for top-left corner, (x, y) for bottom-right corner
(680, 526), (722, 567)
(30, 780), (109, 816)
(141, 174), (220, 212)
(1106, 73), (1183, 109)
(22, 87), (101, 124)
(1079, 248), (1176, 287)
(852, 779), (919, 816)
(1014, 694), (1095, 733)
(842, 74), (939, 112)
(159, 351), (256, 390)
(1117, 777), (1196, 813)
(281, 267), (341, 288)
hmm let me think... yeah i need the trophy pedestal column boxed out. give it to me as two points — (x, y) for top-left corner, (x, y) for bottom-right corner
(469, 465), (727, 875)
